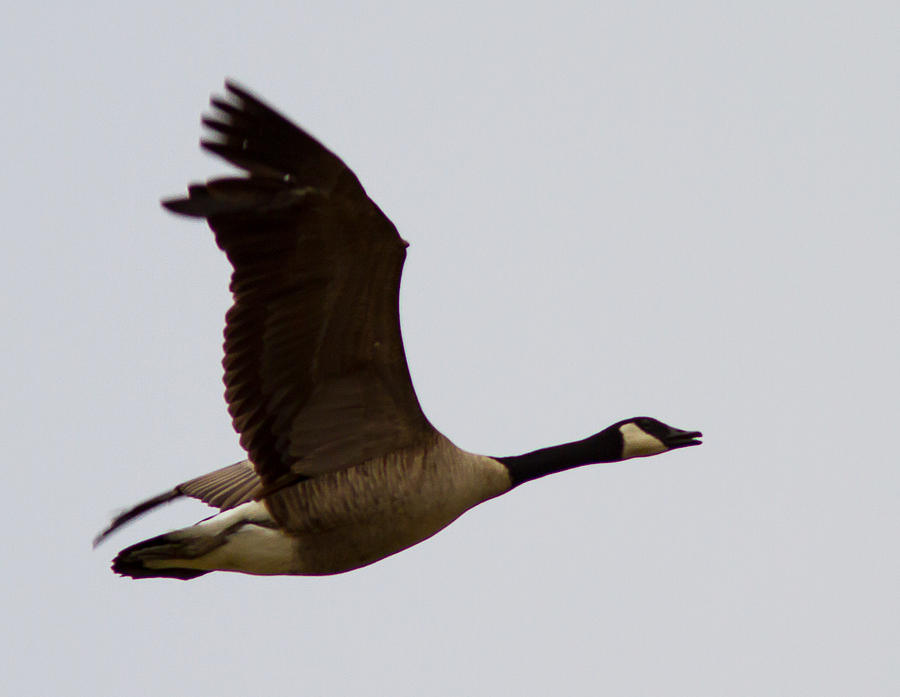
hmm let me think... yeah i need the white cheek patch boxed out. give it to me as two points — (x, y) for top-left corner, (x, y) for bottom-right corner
(619, 422), (667, 459)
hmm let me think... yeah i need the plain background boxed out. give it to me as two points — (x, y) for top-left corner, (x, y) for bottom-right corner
(2, 2), (897, 695)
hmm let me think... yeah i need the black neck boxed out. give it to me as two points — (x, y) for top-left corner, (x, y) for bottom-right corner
(494, 428), (622, 487)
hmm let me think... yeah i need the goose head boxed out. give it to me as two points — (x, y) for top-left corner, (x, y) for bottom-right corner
(615, 416), (703, 459)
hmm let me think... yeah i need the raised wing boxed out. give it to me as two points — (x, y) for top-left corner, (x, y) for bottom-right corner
(164, 81), (433, 492)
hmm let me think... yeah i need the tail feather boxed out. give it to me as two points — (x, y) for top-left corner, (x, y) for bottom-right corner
(108, 500), (292, 579)
(112, 530), (222, 581)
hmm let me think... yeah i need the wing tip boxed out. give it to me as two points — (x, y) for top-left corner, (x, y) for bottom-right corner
(93, 489), (182, 547)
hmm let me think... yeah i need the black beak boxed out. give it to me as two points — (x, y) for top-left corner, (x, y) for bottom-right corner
(664, 427), (703, 449)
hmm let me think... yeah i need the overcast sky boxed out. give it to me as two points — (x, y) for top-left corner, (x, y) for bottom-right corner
(2, 2), (897, 695)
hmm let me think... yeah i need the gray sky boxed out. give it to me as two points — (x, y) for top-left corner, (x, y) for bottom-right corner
(3, 1), (897, 695)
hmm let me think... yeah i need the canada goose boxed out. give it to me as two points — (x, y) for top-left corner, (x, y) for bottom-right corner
(96, 81), (702, 580)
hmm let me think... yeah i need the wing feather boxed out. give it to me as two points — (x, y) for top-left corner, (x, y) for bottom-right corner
(163, 81), (432, 492)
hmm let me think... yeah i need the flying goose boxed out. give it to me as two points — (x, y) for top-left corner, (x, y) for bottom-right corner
(96, 81), (702, 579)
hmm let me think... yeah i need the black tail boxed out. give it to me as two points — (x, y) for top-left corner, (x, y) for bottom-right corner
(112, 532), (215, 581)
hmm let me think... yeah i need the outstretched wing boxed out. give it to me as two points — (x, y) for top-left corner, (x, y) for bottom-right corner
(164, 81), (433, 492)
(93, 460), (262, 546)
